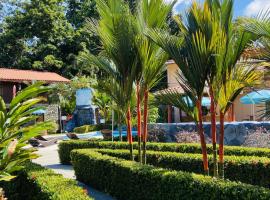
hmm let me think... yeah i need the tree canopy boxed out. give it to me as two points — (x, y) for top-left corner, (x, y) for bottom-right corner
(0, 0), (179, 78)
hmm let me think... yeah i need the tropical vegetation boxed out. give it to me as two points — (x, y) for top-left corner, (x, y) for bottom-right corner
(0, 82), (55, 181)
(148, 0), (262, 177)
(1, 0), (270, 198)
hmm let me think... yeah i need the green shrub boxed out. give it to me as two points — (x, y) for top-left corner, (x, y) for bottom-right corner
(71, 149), (270, 200)
(73, 125), (98, 133)
(0, 162), (92, 200)
(94, 148), (270, 188)
(58, 140), (270, 164)
(73, 124), (112, 133)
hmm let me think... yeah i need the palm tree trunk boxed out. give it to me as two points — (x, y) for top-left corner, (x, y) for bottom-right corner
(219, 111), (225, 179)
(142, 90), (149, 165)
(136, 82), (142, 163)
(118, 123), (122, 142)
(127, 106), (133, 160)
(118, 111), (122, 141)
(196, 100), (209, 175)
(209, 87), (218, 177)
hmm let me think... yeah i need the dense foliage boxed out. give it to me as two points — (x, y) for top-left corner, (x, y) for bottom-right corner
(71, 149), (270, 200)
(58, 141), (270, 164)
(0, 162), (92, 200)
(0, 0), (178, 78)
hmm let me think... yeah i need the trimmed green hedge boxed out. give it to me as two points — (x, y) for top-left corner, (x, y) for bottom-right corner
(94, 148), (270, 188)
(58, 140), (270, 164)
(0, 162), (92, 200)
(71, 149), (270, 200)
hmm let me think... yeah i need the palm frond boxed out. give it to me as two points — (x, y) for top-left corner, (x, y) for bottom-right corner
(155, 89), (198, 122)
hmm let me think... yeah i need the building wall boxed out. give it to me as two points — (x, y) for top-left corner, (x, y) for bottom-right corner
(0, 82), (15, 103)
(166, 62), (267, 122)
(167, 62), (184, 91)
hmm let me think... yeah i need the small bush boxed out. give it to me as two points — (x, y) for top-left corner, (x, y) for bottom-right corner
(73, 125), (98, 133)
(58, 140), (270, 164)
(71, 149), (270, 200)
(0, 162), (92, 200)
(73, 124), (112, 133)
(94, 148), (270, 188)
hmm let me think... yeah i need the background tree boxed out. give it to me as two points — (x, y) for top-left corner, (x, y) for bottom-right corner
(48, 76), (95, 115)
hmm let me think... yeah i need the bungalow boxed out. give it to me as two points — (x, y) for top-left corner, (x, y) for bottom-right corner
(0, 68), (70, 103)
(0, 68), (70, 132)
(165, 59), (269, 123)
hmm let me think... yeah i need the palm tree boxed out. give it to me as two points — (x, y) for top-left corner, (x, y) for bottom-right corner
(147, 1), (222, 175)
(204, 0), (234, 177)
(135, 0), (174, 164)
(0, 82), (55, 181)
(78, 0), (141, 160)
(243, 10), (270, 119)
(214, 65), (261, 178)
(206, 0), (257, 177)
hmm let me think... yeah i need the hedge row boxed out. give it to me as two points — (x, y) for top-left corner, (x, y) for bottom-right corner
(94, 148), (270, 188)
(0, 162), (92, 200)
(58, 140), (270, 164)
(71, 149), (270, 200)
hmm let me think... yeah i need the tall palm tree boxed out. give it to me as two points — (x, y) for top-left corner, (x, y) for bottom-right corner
(208, 0), (257, 177)
(89, 0), (139, 160)
(135, 0), (175, 164)
(214, 65), (261, 178)
(147, 1), (221, 175)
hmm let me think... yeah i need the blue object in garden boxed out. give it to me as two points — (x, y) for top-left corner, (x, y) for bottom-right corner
(33, 109), (46, 115)
(183, 96), (211, 107)
(240, 90), (270, 104)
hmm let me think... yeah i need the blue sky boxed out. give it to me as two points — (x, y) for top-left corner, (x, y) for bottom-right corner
(168, 0), (270, 18)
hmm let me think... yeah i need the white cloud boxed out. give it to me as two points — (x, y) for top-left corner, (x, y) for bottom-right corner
(244, 0), (270, 16)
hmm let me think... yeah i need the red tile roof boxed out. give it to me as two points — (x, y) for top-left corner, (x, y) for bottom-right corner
(0, 68), (70, 83)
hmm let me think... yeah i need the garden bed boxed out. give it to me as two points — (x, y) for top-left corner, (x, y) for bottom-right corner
(71, 149), (270, 200)
(0, 162), (92, 200)
(58, 140), (270, 164)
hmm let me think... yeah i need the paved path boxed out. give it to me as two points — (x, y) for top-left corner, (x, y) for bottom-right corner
(33, 144), (115, 200)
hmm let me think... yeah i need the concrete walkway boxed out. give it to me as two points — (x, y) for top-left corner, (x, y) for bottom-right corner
(33, 144), (115, 200)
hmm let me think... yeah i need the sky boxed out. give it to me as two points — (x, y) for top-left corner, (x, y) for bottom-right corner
(167, 0), (270, 18)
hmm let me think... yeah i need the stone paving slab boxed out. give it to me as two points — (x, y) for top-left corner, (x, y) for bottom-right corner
(33, 144), (115, 200)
